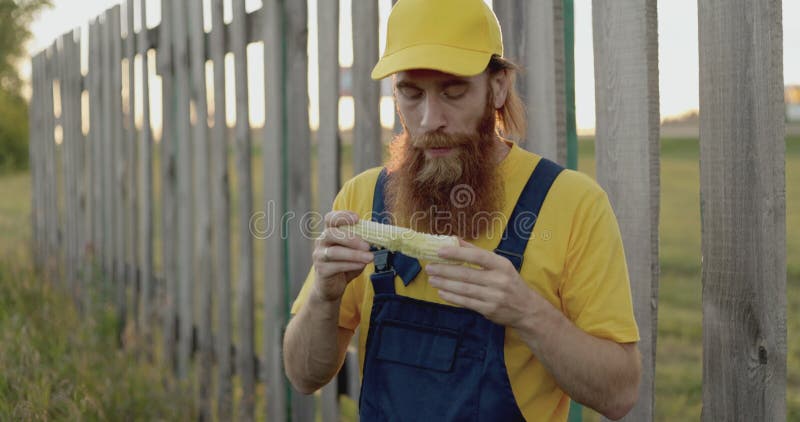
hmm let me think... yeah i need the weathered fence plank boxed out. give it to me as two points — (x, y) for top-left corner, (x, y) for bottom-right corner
(170, 0), (194, 380)
(100, 15), (114, 286)
(30, 53), (43, 271)
(125, 0), (139, 335)
(44, 45), (58, 280)
(592, 0), (660, 420)
(698, 1), (786, 420)
(262, 0), (288, 420)
(70, 31), (87, 307)
(492, 0), (527, 113)
(209, 0), (233, 418)
(317, 0), (341, 419)
(89, 19), (102, 298)
(158, 0), (179, 374)
(109, 6), (127, 338)
(188, 0), (213, 417)
(262, 0), (287, 420)
(286, 0), (314, 420)
(352, 0), (381, 173)
(137, 0), (155, 356)
(57, 35), (75, 295)
(527, 0), (566, 163)
(231, 0), (255, 418)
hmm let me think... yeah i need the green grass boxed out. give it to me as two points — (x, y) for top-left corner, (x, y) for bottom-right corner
(0, 260), (195, 420)
(1, 135), (798, 420)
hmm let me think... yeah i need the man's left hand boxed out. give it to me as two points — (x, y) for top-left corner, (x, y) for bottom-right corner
(425, 238), (542, 329)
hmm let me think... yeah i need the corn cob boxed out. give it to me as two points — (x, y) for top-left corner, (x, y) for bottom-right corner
(342, 219), (461, 264)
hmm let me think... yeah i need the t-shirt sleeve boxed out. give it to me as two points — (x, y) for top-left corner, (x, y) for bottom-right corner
(560, 186), (640, 344)
(289, 180), (362, 331)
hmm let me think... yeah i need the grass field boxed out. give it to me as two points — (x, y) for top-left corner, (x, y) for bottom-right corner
(0, 136), (798, 420)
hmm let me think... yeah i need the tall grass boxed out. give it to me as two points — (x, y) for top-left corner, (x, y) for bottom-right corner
(0, 257), (194, 420)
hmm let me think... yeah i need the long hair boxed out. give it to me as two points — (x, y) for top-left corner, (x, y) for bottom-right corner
(487, 55), (526, 141)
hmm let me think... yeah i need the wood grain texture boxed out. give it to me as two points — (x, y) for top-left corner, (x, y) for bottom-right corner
(262, 1), (288, 420)
(698, 1), (786, 420)
(209, 0), (233, 418)
(351, 0), (381, 174)
(492, 0), (527, 134)
(43, 46), (57, 279)
(592, 1), (660, 420)
(123, 0), (138, 333)
(158, 0), (179, 374)
(100, 15), (114, 283)
(170, 0), (194, 380)
(58, 34), (75, 296)
(137, 0), (155, 356)
(285, 0), (314, 420)
(187, 0), (213, 417)
(527, 0), (566, 163)
(230, 0), (255, 418)
(317, 1), (341, 420)
(89, 19), (103, 307)
(29, 54), (40, 270)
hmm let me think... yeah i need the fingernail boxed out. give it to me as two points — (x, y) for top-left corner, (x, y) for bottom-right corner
(426, 264), (438, 274)
(429, 276), (440, 285)
(362, 253), (374, 262)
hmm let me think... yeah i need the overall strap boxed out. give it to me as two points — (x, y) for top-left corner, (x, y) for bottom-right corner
(371, 169), (422, 288)
(495, 158), (565, 271)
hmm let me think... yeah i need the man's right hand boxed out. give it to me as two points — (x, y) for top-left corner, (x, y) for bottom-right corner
(312, 211), (373, 302)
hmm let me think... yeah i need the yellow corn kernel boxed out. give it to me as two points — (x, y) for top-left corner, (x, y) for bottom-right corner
(342, 220), (460, 264)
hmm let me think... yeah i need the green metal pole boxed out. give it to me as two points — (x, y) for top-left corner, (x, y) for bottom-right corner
(563, 0), (582, 421)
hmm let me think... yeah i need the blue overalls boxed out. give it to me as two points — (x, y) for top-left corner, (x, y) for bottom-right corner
(359, 158), (564, 421)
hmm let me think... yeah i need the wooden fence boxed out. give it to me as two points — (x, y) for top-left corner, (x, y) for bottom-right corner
(27, 0), (786, 421)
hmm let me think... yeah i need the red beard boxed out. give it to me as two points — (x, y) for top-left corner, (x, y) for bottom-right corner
(384, 95), (505, 240)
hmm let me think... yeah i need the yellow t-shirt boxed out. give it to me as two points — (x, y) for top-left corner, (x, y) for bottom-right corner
(291, 141), (639, 421)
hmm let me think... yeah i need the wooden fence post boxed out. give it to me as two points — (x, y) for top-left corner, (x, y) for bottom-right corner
(57, 35), (75, 295)
(137, 0), (155, 359)
(209, 0), (233, 418)
(318, 0), (341, 420)
(108, 6), (127, 338)
(230, 0), (256, 418)
(527, 0), (567, 163)
(262, 1), (288, 420)
(187, 0), (213, 416)
(158, 0), (179, 374)
(170, 0), (194, 381)
(44, 44), (58, 281)
(698, 1), (786, 420)
(89, 19), (103, 300)
(125, 0), (140, 336)
(352, 0), (381, 173)
(592, 1), (660, 420)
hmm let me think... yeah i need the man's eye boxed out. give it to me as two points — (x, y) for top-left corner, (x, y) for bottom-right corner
(442, 86), (467, 99)
(399, 87), (422, 99)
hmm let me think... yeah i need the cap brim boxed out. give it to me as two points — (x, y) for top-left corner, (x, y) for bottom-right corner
(371, 44), (493, 80)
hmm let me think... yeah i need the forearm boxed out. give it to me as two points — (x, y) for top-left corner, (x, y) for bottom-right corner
(283, 288), (350, 394)
(514, 295), (640, 420)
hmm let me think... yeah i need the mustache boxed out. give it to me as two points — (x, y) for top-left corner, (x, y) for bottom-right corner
(410, 131), (475, 150)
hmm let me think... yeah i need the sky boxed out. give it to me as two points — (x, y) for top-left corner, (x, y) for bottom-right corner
(24, 0), (800, 134)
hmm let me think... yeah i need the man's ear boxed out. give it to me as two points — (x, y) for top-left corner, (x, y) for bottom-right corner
(489, 69), (509, 109)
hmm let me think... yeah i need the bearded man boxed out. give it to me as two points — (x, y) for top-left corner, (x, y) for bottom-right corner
(283, 0), (641, 420)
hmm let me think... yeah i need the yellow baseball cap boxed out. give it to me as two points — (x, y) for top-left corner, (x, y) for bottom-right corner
(370, 0), (504, 80)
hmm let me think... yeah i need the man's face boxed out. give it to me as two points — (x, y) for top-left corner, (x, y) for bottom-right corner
(384, 69), (505, 239)
(394, 69), (493, 151)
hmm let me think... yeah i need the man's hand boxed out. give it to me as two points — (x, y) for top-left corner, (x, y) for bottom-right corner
(427, 239), (640, 420)
(425, 238), (543, 329)
(313, 211), (374, 302)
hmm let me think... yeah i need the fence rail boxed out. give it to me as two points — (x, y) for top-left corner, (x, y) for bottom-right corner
(28, 0), (786, 421)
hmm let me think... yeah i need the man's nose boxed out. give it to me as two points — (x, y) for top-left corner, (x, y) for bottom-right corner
(419, 95), (447, 133)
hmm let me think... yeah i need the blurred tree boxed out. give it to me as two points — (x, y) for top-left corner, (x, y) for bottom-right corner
(0, 0), (52, 172)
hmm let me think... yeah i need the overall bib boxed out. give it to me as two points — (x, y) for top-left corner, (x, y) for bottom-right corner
(359, 158), (564, 421)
